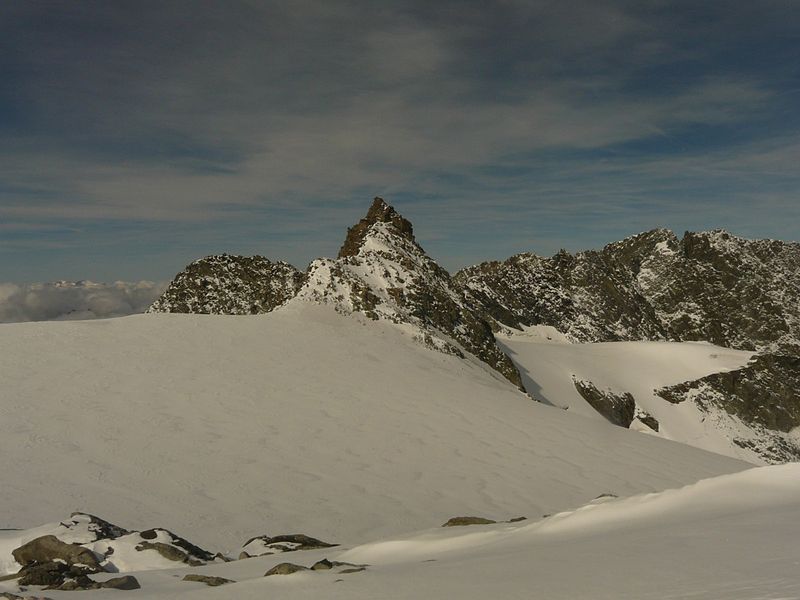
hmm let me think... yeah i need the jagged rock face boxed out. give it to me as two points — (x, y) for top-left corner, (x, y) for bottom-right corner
(572, 379), (636, 428)
(455, 230), (671, 342)
(148, 254), (304, 315)
(456, 229), (800, 352)
(638, 230), (800, 352)
(656, 354), (800, 463)
(294, 198), (522, 387)
(339, 197), (415, 258)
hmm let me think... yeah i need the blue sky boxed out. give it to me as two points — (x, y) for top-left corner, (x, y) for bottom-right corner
(1, 0), (799, 282)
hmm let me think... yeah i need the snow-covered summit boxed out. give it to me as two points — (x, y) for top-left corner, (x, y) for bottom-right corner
(293, 198), (522, 386)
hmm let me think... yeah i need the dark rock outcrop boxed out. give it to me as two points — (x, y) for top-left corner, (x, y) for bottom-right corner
(455, 229), (800, 353)
(240, 533), (337, 557)
(339, 197), (415, 258)
(573, 379), (636, 428)
(137, 528), (215, 562)
(656, 353), (800, 463)
(100, 575), (141, 590)
(635, 407), (660, 432)
(148, 255), (304, 315)
(264, 562), (308, 576)
(311, 559), (334, 570)
(297, 198), (522, 386)
(13, 535), (104, 574)
(441, 516), (497, 527)
(183, 574), (234, 586)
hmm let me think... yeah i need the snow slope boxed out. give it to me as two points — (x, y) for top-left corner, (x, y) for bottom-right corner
(3, 465), (797, 600)
(0, 304), (746, 555)
(498, 329), (760, 462)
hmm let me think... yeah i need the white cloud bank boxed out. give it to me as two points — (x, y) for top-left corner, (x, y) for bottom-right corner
(0, 280), (166, 323)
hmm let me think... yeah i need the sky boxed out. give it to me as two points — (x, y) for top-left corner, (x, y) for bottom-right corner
(1, 0), (800, 285)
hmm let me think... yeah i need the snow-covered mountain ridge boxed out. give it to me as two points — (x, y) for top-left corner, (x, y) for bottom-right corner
(148, 199), (800, 464)
(456, 227), (800, 353)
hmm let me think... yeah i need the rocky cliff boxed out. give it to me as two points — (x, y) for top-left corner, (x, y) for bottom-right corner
(148, 254), (304, 315)
(656, 353), (800, 463)
(455, 229), (800, 353)
(292, 198), (522, 386)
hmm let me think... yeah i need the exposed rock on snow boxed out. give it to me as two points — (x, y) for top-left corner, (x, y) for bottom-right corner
(264, 562), (308, 576)
(293, 198), (522, 386)
(0, 514), (214, 580)
(12, 535), (104, 574)
(238, 534), (337, 558)
(456, 228), (800, 353)
(657, 353), (800, 462)
(634, 406), (659, 432)
(573, 379), (636, 428)
(96, 575), (140, 590)
(182, 574), (234, 586)
(148, 254), (304, 315)
(441, 516), (497, 527)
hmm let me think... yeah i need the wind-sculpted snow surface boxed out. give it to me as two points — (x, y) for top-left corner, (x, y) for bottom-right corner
(0, 306), (746, 553)
(292, 198), (522, 386)
(3, 466), (798, 599)
(497, 332), (769, 462)
(456, 228), (800, 353)
(148, 254), (304, 315)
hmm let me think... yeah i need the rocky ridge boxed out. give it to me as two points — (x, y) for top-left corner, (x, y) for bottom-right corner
(148, 254), (304, 315)
(656, 353), (800, 463)
(455, 228), (800, 353)
(148, 200), (799, 461)
(291, 198), (522, 386)
(149, 199), (521, 386)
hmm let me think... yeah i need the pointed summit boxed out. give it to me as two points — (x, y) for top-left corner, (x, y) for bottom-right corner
(338, 197), (415, 258)
(294, 197), (523, 387)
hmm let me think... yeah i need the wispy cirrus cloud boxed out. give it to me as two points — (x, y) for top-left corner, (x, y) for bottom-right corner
(1, 1), (799, 279)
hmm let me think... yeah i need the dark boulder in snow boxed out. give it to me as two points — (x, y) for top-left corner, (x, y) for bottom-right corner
(13, 535), (104, 573)
(572, 379), (636, 428)
(441, 516), (497, 527)
(240, 533), (337, 557)
(183, 574), (234, 586)
(264, 562), (308, 576)
(101, 575), (141, 590)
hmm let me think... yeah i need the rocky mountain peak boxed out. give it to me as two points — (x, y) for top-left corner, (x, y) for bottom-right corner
(338, 197), (415, 258)
(295, 198), (522, 387)
(148, 254), (304, 315)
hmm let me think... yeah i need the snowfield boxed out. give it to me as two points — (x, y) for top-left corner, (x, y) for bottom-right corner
(498, 328), (761, 462)
(2, 465), (798, 599)
(2, 304), (789, 598)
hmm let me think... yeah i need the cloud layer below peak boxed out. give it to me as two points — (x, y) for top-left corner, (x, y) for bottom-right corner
(0, 281), (166, 323)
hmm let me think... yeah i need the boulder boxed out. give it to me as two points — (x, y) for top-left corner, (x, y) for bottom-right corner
(101, 575), (141, 590)
(183, 574), (233, 586)
(12, 535), (104, 572)
(441, 516), (497, 527)
(264, 563), (308, 576)
(311, 559), (334, 571)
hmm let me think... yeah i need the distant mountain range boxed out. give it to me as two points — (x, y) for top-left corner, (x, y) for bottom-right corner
(149, 198), (800, 463)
